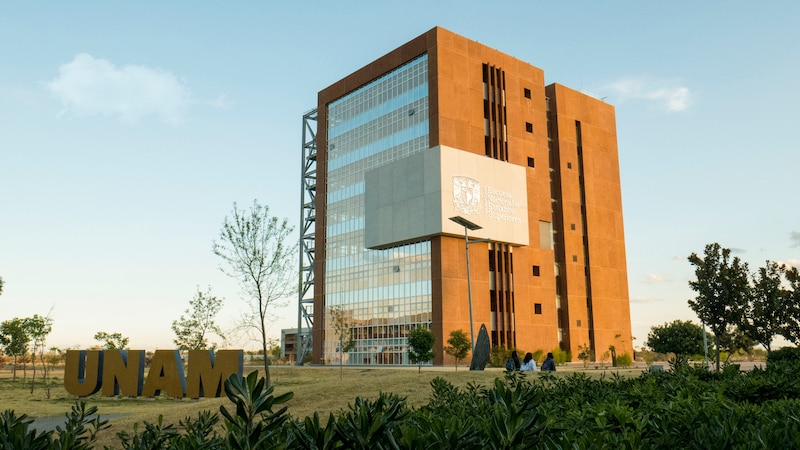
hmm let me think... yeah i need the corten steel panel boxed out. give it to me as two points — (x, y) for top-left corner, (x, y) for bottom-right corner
(438, 235), (489, 365)
(432, 28), (562, 362)
(545, 83), (632, 359)
(511, 244), (560, 354)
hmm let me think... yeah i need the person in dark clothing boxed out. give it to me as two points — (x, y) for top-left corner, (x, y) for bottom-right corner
(541, 352), (556, 371)
(505, 350), (521, 371)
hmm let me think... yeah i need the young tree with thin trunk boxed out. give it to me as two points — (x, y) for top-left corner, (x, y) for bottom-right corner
(688, 243), (750, 372)
(24, 314), (53, 394)
(172, 287), (225, 350)
(213, 200), (297, 387)
(330, 306), (355, 380)
(444, 329), (471, 371)
(408, 326), (435, 373)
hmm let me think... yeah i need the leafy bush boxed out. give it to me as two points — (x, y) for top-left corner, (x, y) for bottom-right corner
(0, 402), (107, 450)
(616, 352), (633, 367)
(489, 346), (520, 368)
(767, 346), (800, 371)
(551, 347), (569, 365)
(6, 362), (800, 449)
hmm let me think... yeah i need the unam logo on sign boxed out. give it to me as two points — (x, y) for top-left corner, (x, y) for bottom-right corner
(452, 176), (481, 215)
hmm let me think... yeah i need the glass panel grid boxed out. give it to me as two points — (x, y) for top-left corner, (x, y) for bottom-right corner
(324, 55), (431, 366)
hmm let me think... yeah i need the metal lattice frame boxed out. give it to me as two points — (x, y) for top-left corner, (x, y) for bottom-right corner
(296, 109), (317, 364)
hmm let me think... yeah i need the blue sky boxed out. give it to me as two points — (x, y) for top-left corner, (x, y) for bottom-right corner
(1, 2), (798, 351)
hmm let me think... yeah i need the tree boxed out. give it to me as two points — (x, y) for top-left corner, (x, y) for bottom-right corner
(716, 325), (755, 362)
(444, 329), (471, 371)
(646, 320), (705, 367)
(0, 275), (4, 296)
(267, 338), (282, 360)
(213, 200), (297, 387)
(94, 331), (130, 350)
(25, 314), (53, 394)
(172, 287), (225, 350)
(330, 306), (355, 380)
(577, 344), (594, 368)
(407, 326), (435, 373)
(743, 261), (789, 352)
(782, 266), (800, 344)
(0, 318), (30, 380)
(688, 243), (750, 372)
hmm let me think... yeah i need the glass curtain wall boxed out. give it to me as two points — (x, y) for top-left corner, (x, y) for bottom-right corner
(324, 55), (432, 365)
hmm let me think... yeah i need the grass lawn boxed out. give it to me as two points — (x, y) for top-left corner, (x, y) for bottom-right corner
(1, 363), (645, 448)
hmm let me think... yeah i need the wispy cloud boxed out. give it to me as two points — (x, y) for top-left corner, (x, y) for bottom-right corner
(607, 76), (692, 112)
(630, 296), (661, 304)
(46, 54), (194, 125)
(208, 93), (234, 111)
(790, 231), (800, 248)
(645, 273), (672, 284)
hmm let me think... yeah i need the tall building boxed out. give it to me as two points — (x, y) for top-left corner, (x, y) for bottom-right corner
(303, 26), (632, 366)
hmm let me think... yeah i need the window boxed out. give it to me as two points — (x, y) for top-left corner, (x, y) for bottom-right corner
(567, 162), (572, 169)
(524, 88), (531, 98)
(532, 265), (540, 276)
(534, 303), (542, 314)
(570, 223), (576, 231)
(572, 255), (578, 262)
(539, 221), (553, 249)
(576, 319), (582, 327)
(527, 157), (535, 168)
(525, 122), (533, 133)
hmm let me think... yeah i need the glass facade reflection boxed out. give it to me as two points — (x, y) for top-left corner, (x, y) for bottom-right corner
(324, 55), (431, 365)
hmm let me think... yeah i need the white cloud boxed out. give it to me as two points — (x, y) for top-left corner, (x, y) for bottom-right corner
(46, 53), (192, 124)
(780, 259), (800, 269)
(607, 76), (692, 112)
(645, 273), (672, 284)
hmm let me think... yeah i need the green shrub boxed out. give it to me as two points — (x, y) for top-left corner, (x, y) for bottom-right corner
(551, 347), (569, 365)
(7, 363), (800, 449)
(767, 346), (800, 371)
(616, 352), (633, 367)
(0, 401), (108, 450)
(489, 346), (520, 368)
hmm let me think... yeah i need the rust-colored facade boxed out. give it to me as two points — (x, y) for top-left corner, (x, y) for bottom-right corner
(312, 27), (632, 365)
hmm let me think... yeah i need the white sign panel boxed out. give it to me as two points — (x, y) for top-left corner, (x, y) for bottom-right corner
(364, 145), (529, 249)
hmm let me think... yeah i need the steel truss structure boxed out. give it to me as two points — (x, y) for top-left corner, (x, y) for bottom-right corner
(296, 109), (317, 364)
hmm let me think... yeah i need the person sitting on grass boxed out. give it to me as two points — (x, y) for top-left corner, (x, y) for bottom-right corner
(520, 352), (537, 371)
(541, 352), (556, 371)
(505, 351), (521, 371)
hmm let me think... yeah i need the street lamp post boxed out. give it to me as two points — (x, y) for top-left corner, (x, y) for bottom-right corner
(449, 216), (484, 352)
